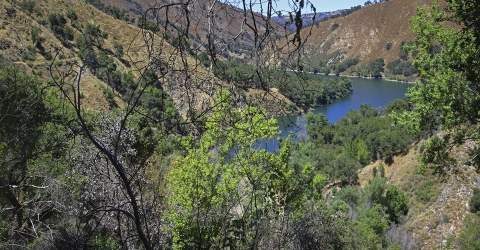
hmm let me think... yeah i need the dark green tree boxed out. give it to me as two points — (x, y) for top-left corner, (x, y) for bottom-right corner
(365, 58), (385, 77)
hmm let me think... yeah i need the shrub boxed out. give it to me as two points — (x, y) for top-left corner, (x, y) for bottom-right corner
(415, 180), (436, 203)
(386, 42), (393, 51)
(331, 23), (339, 31)
(469, 187), (480, 213)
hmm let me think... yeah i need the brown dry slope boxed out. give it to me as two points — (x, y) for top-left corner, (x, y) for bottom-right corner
(289, 0), (432, 66)
(0, 0), (296, 116)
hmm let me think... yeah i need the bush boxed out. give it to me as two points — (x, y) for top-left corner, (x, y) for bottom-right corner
(19, 0), (35, 13)
(385, 185), (409, 223)
(415, 180), (436, 203)
(331, 23), (339, 31)
(469, 187), (480, 213)
(385, 42), (393, 51)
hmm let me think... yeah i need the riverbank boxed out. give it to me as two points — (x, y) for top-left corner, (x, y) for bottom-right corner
(292, 70), (418, 84)
(333, 73), (417, 84)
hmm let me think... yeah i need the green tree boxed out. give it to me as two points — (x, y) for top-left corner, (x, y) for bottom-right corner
(384, 99), (409, 115)
(30, 27), (41, 47)
(113, 41), (123, 57)
(0, 64), (74, 245)
(392, 0), (480, 172)
(366, 58), (385, 77)
(167, 91), (283, 248)
(48, 13), (68, 40)
(167, 91), (344, 249)
(66, 9), (78, 28)
(19, 0), (35, 13)
(384, 185), (409, 223)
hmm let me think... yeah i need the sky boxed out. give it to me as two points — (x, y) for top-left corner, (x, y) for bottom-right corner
(257, 0), (368, 14)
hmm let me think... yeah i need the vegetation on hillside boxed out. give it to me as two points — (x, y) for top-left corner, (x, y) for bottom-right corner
(3, 0), (480, 248)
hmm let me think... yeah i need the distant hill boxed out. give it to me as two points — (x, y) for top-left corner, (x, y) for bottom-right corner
(279, 0), (430, 73)
(271, 11), (343, 31)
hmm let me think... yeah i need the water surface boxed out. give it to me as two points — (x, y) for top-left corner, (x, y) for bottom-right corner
(263, 76), (412, 151)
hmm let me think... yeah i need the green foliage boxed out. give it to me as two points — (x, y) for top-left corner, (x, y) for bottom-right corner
(415, 179), (436, 203)
(470, 188), (480, 213)
(137, 16), (159, 33)
(85, 23), (103, 44)
(365, 58), (385, 77)
(378, 163), (385, 178)
(113, 41), (123, 57)
(0, 64), (75, 243)
(393, 0), (480, 171)
(358, 204), (389, 236)
(335, 185), (361, 208)
(333, 57), (360, 75)
(457, 213), (480, 250)
(167, 91), (281, 247)
(383, 99), (409, 115)
(297, 102), (413, 185)
(75, 35), (95, 61)
(386, 59), (417, 77)
(346, 138), (370, 166)
(19, 0), (35, 13)
(91, 234), (120, 250)
(48, 13), (68, 40)
(167, 91), (339, 248)
(385, 185), (409, 223)
(31, 27), (41, 46)
(66, 9), (78, 22)
(21, 46), (36, 61)
(206, 58), (353, 109)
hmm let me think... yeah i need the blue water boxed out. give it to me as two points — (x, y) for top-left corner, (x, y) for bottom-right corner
(261, 76), (412, 151)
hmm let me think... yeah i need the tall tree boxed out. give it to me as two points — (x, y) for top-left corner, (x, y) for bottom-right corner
(0, 64), (73, 246)
(392, 0), (480, 172)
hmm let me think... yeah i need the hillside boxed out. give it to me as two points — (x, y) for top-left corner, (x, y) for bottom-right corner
(3, 0), (480, 249)
(98, 0), (288, 59)
(277, 0), (431, 73)
(0, 0), (300, 116)
(358, 141), (480, 249)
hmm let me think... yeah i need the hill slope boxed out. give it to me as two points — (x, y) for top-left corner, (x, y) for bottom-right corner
(286, 0), (431, 70)
(359, 143), (480, 249)
(0, 0), (298, 116)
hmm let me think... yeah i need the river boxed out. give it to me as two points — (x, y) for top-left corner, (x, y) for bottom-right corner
(262, 76), (413, 152)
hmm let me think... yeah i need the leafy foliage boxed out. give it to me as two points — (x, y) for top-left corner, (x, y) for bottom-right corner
(298, 101), (413, 184)
(167, 91), (346, 248)
(393, 0), (480, 172)
(201, 56), (353, 109)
